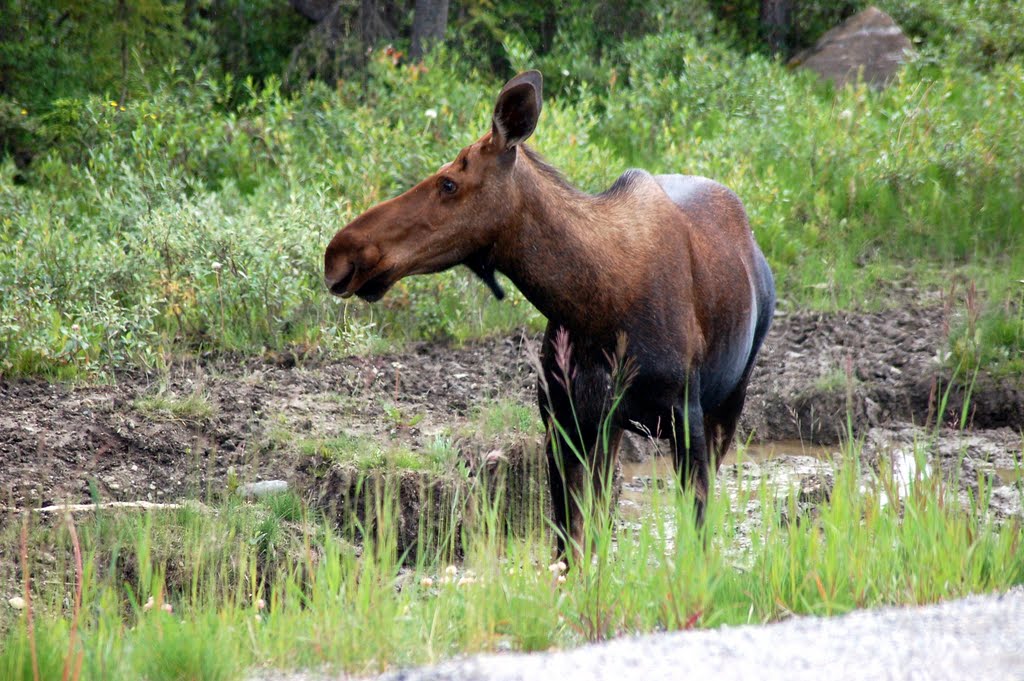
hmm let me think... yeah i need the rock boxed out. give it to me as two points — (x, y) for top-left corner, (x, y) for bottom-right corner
(239, 480), (289, 498)
(484, 449), (507, 470)
(619, 432), (670, 463)
(790, 7), (914, 88)
(798, 473), (834, 505)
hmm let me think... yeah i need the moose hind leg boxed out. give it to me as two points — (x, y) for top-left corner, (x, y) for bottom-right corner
(670, 394), (711, 524)
(707, 369), (756, 474)
(588, 426), (624, 532)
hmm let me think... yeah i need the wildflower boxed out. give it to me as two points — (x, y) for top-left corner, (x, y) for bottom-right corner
(119, 106), (126, 112)
(561, 69), (570, 77)
(383, 45), (404, 66)
(109, 101), (118, 108)
(143, 596), (155, 611)
(445, 564), (458, 577)
(420, 576), (434, 588)
(457, 576), (477, 587)
(557, 575), (566, 584)
(424, 108), (438, 120)
(161, 602), (173, 614)
(255, 598), (266, 610)
(212, 262), (223, 271)
(254, 614), (262, 623)
(7, 596), (25, 609)
(71, 324), (80, 333)
(20, 109), (27, 116)
(548, 561), (567, 574)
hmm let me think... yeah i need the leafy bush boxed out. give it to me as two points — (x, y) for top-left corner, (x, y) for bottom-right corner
(2, 16), (1023, 377)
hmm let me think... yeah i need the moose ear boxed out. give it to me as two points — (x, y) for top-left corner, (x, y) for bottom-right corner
(491, 70), (543, 151)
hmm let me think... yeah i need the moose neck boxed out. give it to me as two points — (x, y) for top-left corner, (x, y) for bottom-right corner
(493, 148), (657, 338)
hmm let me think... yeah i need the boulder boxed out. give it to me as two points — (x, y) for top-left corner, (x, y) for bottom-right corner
(619, 432), (670, 463)
(790, 7), (914, 88)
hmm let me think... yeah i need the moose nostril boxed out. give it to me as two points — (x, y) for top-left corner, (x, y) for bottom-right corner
(329, 273), (353, 296)
(326, 262), (355, 296)
(329, 272), (355, 296)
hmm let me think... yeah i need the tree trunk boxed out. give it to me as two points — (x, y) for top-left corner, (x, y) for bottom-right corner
(284, 0), (398, 87)
(118, 0), (129, 103)
(538, 6), (558, 55)
(410, 0), (449, 61)
(760, 0), (793, 55)
(289, 0), (335, 23)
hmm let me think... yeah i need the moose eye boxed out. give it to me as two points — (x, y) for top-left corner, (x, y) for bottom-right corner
(439, 178), (458, 195)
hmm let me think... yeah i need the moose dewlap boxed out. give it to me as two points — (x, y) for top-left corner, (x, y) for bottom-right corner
(324, 70), (775, 561)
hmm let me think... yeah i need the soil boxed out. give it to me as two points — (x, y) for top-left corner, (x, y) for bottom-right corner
(1, 298), (1021, 525)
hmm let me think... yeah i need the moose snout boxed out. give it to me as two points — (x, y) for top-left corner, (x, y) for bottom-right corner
(324, 232), (383, 298)
(324, 228), (361, 297)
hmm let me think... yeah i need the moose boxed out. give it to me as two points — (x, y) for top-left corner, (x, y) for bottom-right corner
(324, 71), (775, 561)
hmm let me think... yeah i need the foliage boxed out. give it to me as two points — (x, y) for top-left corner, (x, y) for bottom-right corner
(0, 0), (193, 111)
(3, 43), (1023, 376)
(599, 31), (1024, 287)
(134, 388), (218, 423)
(1, 2), (1023, 378)
(205, 0), (311, 87)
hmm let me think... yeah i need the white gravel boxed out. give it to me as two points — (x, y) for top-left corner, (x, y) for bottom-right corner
(252, 589), (1024, 681)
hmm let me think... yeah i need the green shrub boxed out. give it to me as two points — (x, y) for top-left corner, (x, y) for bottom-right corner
(2, 28), (1023, 377)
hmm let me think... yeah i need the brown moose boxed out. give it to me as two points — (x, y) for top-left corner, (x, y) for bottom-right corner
(324, 71), (775, 561)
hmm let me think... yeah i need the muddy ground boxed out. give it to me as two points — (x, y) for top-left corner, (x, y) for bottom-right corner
(1, 298), (1022, 523)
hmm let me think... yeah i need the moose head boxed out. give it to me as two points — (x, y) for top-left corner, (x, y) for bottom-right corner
(324, 71), (544, 302)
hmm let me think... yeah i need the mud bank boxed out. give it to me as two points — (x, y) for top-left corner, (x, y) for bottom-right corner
(744, 306), (1024, 443)
(0, 302), (1020, 518)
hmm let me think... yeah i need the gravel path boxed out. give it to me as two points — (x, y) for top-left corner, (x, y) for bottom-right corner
(254, 589), (1024, 681)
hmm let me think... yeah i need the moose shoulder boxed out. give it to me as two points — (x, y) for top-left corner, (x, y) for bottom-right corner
(324, 70), (775, 562)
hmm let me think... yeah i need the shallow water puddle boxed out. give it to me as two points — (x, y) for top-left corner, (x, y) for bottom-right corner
(620, 440), (835, 492)
(615, 441), (840, 556)
(887, 449), (934, 505)
(618, 440), (837, 523)
(994, 466), (1024, 485)
(853, 442), (936, 508)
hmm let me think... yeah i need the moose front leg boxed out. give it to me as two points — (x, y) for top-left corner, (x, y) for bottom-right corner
(538, 325), (625, 564)
(545, 421), (622, 565)
(545, 427), (586, 563)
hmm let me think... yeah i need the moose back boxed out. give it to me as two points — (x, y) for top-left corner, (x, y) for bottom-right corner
(324, 70), (775, 561)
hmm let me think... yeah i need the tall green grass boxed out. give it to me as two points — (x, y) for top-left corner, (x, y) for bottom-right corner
(2, 438), (1021, 679)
